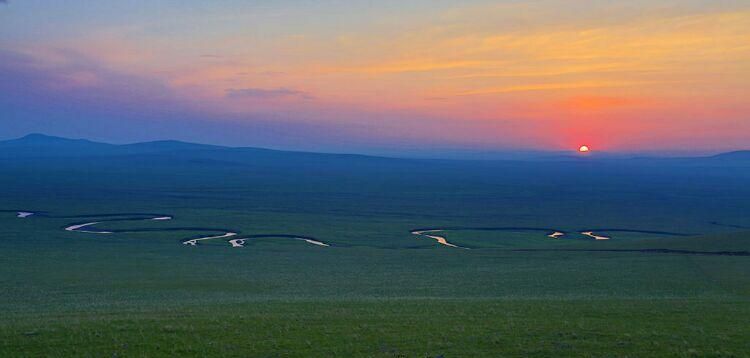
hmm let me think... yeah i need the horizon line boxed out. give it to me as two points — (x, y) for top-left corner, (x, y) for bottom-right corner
(2, 132), (748, 161)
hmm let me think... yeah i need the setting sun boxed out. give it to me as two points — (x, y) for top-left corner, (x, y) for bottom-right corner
(579, 145), (590, 153)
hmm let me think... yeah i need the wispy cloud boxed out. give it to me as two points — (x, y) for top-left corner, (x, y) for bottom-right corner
(226, 87), (313, 100)
(0, 48), (175, 104)
(339, 60), (496, 74)
(453, 80), (670, 96)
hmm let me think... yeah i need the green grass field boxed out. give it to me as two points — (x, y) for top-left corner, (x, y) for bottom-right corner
(1, 153), (749, 356)
(4, 300), (749, 357)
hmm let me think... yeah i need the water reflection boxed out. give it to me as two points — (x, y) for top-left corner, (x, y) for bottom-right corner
(411, 230), (470, 249)
(581, 231), (610, 240)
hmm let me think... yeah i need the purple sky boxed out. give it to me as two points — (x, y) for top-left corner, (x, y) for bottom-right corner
(1, 1), (749, 156)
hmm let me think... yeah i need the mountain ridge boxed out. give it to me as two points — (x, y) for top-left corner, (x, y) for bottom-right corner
(0, 133), (392, 161)
(1, 133), (748, 162)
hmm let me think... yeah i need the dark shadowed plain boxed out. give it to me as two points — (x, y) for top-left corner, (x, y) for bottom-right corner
(0, 135), (748, 356)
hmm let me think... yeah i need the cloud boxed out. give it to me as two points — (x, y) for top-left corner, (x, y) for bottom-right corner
(0, 0), (8, 4)
(226, 87), (313, 100)
(453, 80), (667, 96)
(339, 60), (494, 74)
(0, 48), (177, 110)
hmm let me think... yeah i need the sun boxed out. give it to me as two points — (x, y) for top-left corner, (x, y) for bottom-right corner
(578, 145), (590, 153)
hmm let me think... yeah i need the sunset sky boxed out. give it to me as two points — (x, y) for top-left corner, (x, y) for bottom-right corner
(1, 1), (748, 155)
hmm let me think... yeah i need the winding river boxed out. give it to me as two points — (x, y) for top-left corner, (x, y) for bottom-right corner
(65, 222), (114, 234)
(412, 227), (569, 248)
(5, 210), (749, 256)
(8, 211), (330, 248)
(229, 236), (330, 248)
(409, 226), (695, 249)
(183, 232), (238, 246)
(581, 231), (610, 240)
(411, 230), (469, 249)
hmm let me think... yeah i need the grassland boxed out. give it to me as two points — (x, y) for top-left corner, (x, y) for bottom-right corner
(3, 300), (749, 357)
(1, 151), (749, 356)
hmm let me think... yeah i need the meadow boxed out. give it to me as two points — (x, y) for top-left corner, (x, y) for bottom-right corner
(1, 143), (749, 356)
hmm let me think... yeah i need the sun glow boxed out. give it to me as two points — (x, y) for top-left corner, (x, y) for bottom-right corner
(579, 145), (590, 153)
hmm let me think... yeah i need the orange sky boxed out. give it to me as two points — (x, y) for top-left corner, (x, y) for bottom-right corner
(1, 1), (748, 154)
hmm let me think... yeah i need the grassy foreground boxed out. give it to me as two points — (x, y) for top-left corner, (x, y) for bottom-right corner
(2, 148), (750, 356)
(2, 300), (748, 357)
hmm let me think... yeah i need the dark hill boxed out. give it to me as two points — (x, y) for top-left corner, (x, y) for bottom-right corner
(0, 133), (115, 157)
(711, 151), (750, 161)
(0, 134), (398, 167)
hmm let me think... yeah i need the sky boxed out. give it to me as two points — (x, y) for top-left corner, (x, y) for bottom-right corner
(1, 0), (748, 156)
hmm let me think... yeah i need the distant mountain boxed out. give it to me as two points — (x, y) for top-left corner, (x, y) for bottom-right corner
(0, 134), (226, 158)
(0, 134), (748, 163)
(0, 133), (116, 157)
(117, 140), (224, 154)
(0, 133), (104, 147)
(0, 134), (391, 164)
(711, 151), (750, 161)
